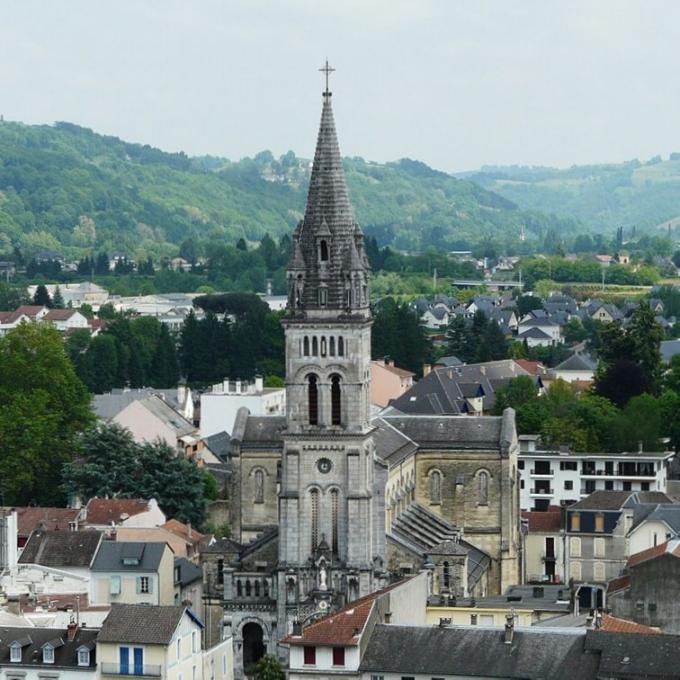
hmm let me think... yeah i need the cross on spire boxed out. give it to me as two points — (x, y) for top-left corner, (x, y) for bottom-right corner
(319, 59), (335, 97)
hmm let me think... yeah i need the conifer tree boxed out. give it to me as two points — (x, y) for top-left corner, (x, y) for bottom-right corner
(52, 285), (64, 309)
(33, 284), (52, 308)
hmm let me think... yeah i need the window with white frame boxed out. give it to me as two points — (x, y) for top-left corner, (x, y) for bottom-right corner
(177, 637), (181, 659)
(78, 647), (90, 666)
(110, 574), (121, 595)
(192, 631), (197, 653)
(571, 560), (582, 580)
(594, 561), (606, 581)
(42, 644), (54, 664)
(570, 537), (581, 557)
(10, 643), (21, 662)
(138, 576), (150, 594)
(594, 537), (605, 558)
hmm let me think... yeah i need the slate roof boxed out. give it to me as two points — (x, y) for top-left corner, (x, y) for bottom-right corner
(174, 556), (202, 587)
(630, 503), (680, 535)
(84, 497), (154, 526)
(390, 359), (535, 414)
(371, 417), (418, 465)
(585, 630), (680, 678)
(98, 604), (202, 645)
(569, 491), (672, 512)
(18, 530), (102, 568)
(134, 396), (194, 436)
(92, 388), (187, 419)
(91, 541), (168, 572)
(517, 327), (552, 340)
(359, 625), (599, 679)
(11, 506), (80, 536)
(435, 355), (463, 367)
(553, 353), (597, 371)
(203, 430), (230, 459)
(661, 339), (680, 363)
(200, 536), (242, 555)
(0, 626), (98, 668)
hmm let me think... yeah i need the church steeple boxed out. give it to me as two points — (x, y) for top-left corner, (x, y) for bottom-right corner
(287, 65), (370, 317)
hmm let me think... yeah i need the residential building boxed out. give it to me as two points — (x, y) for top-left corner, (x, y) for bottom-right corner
(609, 539), (680, 633)
(0, 306), (49, 335)
(96, 604), (208, 680)
(626, 503), (680, 555)
(0, 510), (18, 571)
(517, 317), (563, 347)
(548, 353), (597, 383)
(200, 376), (285, 438)
(369, 358), (415, 407)
(518, 437), (673, 511)
(115, 523), (205, 564)
(42, 308), (89, 331)
(0, 623), (98, 680)
(174, 557), (203, 608)
(89, 541), (175, 606)
(522, 506), (566, 584)
(81, 498), (166, 532)
(26, 282), (109, 309)
(390, 359), (542, 415)
(565, 491), (672, 609)
(93, 385), (195, 425)
(10, 506), (80, 548)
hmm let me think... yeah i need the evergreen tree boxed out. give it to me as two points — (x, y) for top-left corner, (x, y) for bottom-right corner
(445, 316), (473, 361)
(84, 335), (119, 393)
(33, 284), (52, 307)
(52, 285), (65, 309)
(253, 656), (285, 680)
(236, 238), (248, 251)
(150, 324), (180, 388)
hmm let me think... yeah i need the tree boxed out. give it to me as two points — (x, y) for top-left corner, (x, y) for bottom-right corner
(83, 335), (119, 393)
(150, 324), (180, 388)
(63, 423), (208, 527)
(52, 285), (64, 309)
(236, 238), (248, 251)
(492, 376), (538, 414)
(628, 302), (664, 394)
(252, 655), (285, 680)
(515, 295), (543, 317)
(33, 284), (52, 307)
(445, 316), (473, 361)
(179, 238), (198, 264)
(0, 323), (93, 505)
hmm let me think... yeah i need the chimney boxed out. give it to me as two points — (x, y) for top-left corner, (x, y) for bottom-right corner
(255, 375), (264, 393)
(480, 366), (486, 375)
(384, 611), (392, 624)
(235, 379), (241, 394)
(177, 383), (186, 407)
(504, 613), (514, 644)
(423, 364), (432, 377)
(67, 621), (78, 641)
(638, 440), (643, 454)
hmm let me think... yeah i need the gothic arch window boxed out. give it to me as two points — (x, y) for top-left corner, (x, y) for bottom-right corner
(329, 336), (336, 356)
(338, 336), (344, 357)
(312, 336), (318, 356)
(254, 581), (260, 597)
(253, 468), (265, 504)
(321, 336), (327, 357)
(478, 471), (489, 506)
(245, 580), (252, 597)
(331, 488), (339, 554)
(319, 240), (329, 261)
(430, 470), (442, 504)
(310, 488), (320, 551)
(307, 375), (319, 425)
(303, 336), (310, 356)
(331, 374), (342, 426)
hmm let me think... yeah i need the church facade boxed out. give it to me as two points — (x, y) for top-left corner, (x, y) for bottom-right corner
(203, 74), (522, 679)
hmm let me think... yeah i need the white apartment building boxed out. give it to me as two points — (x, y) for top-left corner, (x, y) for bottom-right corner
(200, 376), (285, 437)
(519, 436), (674, 511)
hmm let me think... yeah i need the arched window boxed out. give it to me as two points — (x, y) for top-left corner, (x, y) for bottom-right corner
(430, 470), (442, 504)
(254, 581), (260, 597)
(254, 469), (264, 504)
(331, 489), (339, 554)
(329, 337), (336, 356)
(320, 240), (329, 261)
(321, 337), (327, 357)
(310, 489), (320, 551)
(312, 336), (318, 356)
(331, 374), (341, 426)
(308, 375), (318, 425)
(338, 337), (344, 357)
(236, 580), (242, 597)
(245, 580), (252, 597)
(443, 561), (450, 588)
(263, 580), (269, 598)
(479, 471), (489, 506)
(303, 336), (309, 356)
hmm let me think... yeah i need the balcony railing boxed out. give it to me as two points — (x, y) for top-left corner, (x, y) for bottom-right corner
(530, 469), (554, 477)
(100, 663), (162, 677)
(530, 488), (554, 496)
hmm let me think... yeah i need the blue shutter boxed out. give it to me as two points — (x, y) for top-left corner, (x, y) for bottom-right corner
(119, 647), (129, 674)
(133, 648), (144, 675)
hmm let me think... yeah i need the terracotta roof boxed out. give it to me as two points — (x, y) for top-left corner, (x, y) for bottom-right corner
(514, 359), (546, 375)
(87, 318), (107, 329)
(281, 580), (406, 646)
(381, 363), (415, 378)
(13, 305), (45, 319)
(43, 309), (78, 321)
(523, 507), (563, 532)
(626, 539), (680, 569)
(12, 506), (80, 536)
(161, 519), (205, 546)
(84, 498), (153, 526)
(600, 614), (661, 635)
(607, 574), (631, 595)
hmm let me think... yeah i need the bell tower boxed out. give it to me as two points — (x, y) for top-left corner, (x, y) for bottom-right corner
(277, 63), (386, 631)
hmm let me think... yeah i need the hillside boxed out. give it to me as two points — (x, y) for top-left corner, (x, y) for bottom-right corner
(0, 121), (577, 260)
(464, 156), (680, 235)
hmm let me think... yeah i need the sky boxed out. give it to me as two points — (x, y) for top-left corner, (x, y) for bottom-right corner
(1, 0), (679, 173)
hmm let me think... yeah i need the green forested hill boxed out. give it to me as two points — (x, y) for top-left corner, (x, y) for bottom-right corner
(0, 120), (578, 260)
(464, 156), (680, 235)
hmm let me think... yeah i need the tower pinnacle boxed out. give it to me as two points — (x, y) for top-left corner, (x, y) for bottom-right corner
(319, 59), (335, 97)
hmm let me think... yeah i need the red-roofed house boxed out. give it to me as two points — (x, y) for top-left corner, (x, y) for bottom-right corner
(282, 575), (426, 679)
(43, 308), (89, 331)
(11, 506), (81, 547)
(609, 538), (680, 633)
(0, 305), (48, 335)
(600, 613), (661, 635)
(523, 506), (565, 585)
(81, 498), (166, 532)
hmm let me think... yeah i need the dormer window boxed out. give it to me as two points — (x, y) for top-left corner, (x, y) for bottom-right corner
(77, 647), (91, 667)
(10, 642), (22, 662)
(319, 240), (329, 261)
(42, 644), (55, 664)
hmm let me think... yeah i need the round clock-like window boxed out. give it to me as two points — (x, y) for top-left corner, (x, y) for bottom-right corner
(317, 458), (332, 474)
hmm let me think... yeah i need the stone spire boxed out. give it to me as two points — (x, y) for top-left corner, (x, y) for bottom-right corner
(287, 82), (370, 316)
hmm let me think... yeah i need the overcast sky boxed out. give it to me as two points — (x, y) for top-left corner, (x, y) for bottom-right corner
(1, 0), (679, 172)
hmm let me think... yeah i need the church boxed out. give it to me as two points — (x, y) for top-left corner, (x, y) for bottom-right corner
(202, 68), (521, 679)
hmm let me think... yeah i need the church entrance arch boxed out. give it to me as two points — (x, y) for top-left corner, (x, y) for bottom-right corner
(242, 622), (265, 672)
